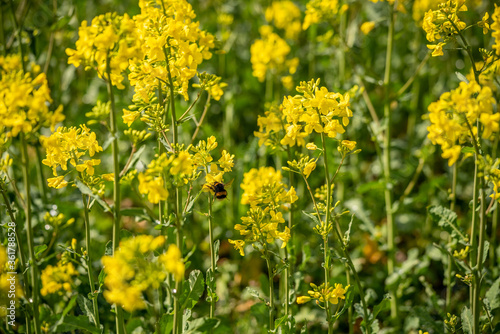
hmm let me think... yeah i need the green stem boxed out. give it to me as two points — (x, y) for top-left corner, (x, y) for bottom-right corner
(21, 134), (41, 334)
(208, 194), (216, 318)
(265, 249), (275, 332)
(105, 54), (125, 334)
(164, 46), (184, 334)
(319, 131), (333, 332)
(34, 145), (48, 203)
(346, 269), (353, 334)
(332, 218), (370, 334)
(383, 3), (397, 321)
(9, 0), (25, 72)
(446, 164), (457, 312)
(0, 184), (31, 334)
(82, 194), (100, 328)
(474, 177), (486, 334)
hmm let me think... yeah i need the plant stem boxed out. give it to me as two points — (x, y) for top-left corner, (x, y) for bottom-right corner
(82, 194), (100, 328)
(319, 131), (333, 332)
(265, 249), (275, 332)
(21, 134), (41, 334)
(446, 164), (457, 312)
(383, 3), (397, 321)
(0, 185), (31, 334)
(105, 54), (125, 334)
(332, 218), (370, 334)
(165, 46), (184, 334)
(208, 194), (216, 318)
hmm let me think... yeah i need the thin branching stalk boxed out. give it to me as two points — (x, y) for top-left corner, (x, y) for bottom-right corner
(21, 134), (41, 334)
(383, 3), (398, 321)
(463, 115), (486, 334)
(105, 54), (125, 334)
(164, 46), (184, 334)
(191, 93), (211, 144)
(82, 194), (100, 328)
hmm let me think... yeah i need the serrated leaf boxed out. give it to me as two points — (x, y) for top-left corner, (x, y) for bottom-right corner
(246, 287), (266, 303)
(461, 306), (473, 334)
(75, 179), (111, 212)
(98, 269), (106, 287)
(428, 205), (467, 242)
(77, 295), (96, 325)
(485, 277), (500, 310)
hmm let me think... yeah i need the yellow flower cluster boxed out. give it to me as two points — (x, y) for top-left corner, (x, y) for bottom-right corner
(229, 167), (297, 256)
(493, 5), (500, 56)
(303, 0), (346, 30)
(422, 0), (467, 57)
(0, 245), (23, 317)
(190, 136), (234, 192)
(0, 54), (64, 137)
(66, 13), (141, 89)
(138, 136), (234, 203)
(40, 261), (79, 296)
(265, 1), (302, 40)
(427, 81), (497, 166)
(297, 282), (349, 306)
(41, 125), (103, 189)
(128, 0), (215, 102)
(101, 236), (184, 312)
(255, 79), (353, 148)
(250, 26), (298, 88)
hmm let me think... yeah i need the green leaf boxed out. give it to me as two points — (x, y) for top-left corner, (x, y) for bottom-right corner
(128, 144), (146, 170)
(428, 205), (467, 242)
(301, 210), (320, 225)
(76, 295), (97, 325)
(213, 239), (220, 265)
(411, 306), (443, 333)
(185, 189), (204, 214)
(104, 241), (113, 256)
(180, 270), (205, 309)
(485, 277), (500, 310)
(34, 244), (48, 259)
(461, 306), (473, 334)
(461, 146), (475, 155)
(158, 314), (174, 334)
(120, 229), (134, 241)
(372, 294), (391, 320)
(246, 287), (266, 303)
(184, 317), (220, 334)
(98, 268), (106, 287)
(51, 315), (101, 333)
(75, 179), (112, 212)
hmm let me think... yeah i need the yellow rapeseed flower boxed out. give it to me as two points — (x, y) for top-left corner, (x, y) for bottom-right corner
(40, 261), (79, 296)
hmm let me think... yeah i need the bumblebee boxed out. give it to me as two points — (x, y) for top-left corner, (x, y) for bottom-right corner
(207, 179), (233, 200)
